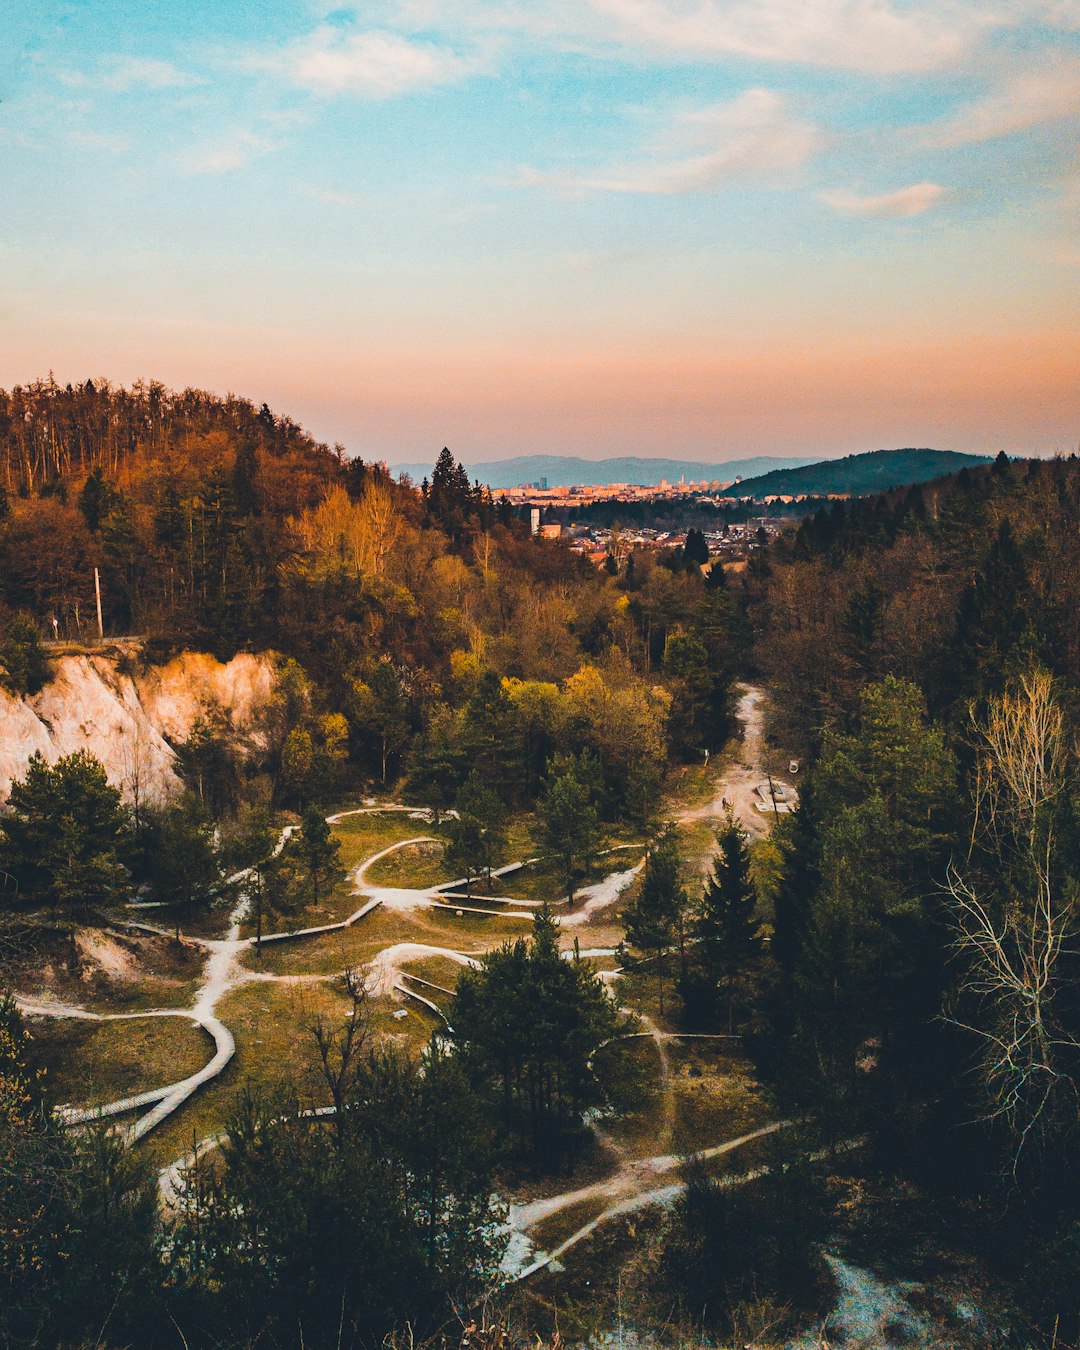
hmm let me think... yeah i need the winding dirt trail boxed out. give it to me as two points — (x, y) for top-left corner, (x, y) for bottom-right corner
(679, 683), (772, 839)
(19, 810), (639, 1149)
(25, 690), (790, 1278)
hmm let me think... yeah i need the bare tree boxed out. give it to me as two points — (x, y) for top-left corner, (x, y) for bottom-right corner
(945, 670), (1078, 1167)
(309, 965), (371, 1148)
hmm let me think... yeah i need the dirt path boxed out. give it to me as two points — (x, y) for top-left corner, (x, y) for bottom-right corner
(679, 683), (772, 839)
(506, 1120), (792, 1280)
(23, 820), (640, 1152)
(33, 687), (789, 1244)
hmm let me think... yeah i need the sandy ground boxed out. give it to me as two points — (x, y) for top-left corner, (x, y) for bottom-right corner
(679, 683), (777, 839)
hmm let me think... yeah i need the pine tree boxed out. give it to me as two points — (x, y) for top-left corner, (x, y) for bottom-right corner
(294, 805), (345, 907)
(0, 751), (130, 916)
(698, 814), (761, 1032)
(624, 822), (687, 1015)
(536, 754), (602, 904)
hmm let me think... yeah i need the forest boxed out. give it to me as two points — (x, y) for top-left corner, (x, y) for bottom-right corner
(2, 377), (1080, 1349)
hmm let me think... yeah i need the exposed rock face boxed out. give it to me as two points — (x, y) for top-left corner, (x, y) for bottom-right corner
(0, 650), (277, 803)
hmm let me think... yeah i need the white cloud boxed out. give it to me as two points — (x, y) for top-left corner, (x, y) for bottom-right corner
(102, 56), (199, 91)
(380, 0), (993, 71)
(523, 88), (822, 195)
(247, 25), (488, 97)
(581, 0), (985, 73)
(928, 57), (1080, 145)
(181, 129), (278, 175)
(819, 181), (948, 216)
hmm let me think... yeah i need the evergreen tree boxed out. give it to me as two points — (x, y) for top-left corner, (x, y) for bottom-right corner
(698, 814), (761, 1032)
(536, 753), (602, 904)
(624, 822), (687, 1015)
(954, 518), (1045, 706)
(293, 804), (345, 907)
(444, 813), (487, 899)
(141, 792), (222, 938)
(0, 751), (130, 915)
(451, 906), (619, 1169)
(76, 466), (115, 532)
(406, 704), (469, 822)
(352, 660), (411, 784)
(447, 771), (506, 893)
(0, 614), (48, 696)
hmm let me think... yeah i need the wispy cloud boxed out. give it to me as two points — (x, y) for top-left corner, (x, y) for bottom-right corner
(819, 181), (948, 217)
(378, 0), (992, 72)
(181, 129), (278, 175)
(103, 56), (200, 92)
(57, 54), (200, 93)
(522, 89), (822, 195)
(583, 0), (985, 73)
(244, 24), (488, 98)
(927, 57), (1080, 145)
(307, 185), (366, 206)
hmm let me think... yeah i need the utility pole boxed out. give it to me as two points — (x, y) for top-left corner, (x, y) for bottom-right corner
(94, 566), (104, 639)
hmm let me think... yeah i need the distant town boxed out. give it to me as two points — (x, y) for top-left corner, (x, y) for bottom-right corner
(504, 475), (840, 567)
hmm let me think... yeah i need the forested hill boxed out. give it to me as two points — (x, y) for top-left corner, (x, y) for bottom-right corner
(0, 376), (342, 493)
(0, 376), (745, 819)
(736, 447), (991, 498)
(748, 450), (1080, 747)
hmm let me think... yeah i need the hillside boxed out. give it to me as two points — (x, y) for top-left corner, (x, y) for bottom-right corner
(390, 453), (814, 489)
(735, 447), (992, 498)
(0, 647), (276, 802)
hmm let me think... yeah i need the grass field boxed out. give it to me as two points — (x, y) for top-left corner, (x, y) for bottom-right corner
(28, 1014), (212, 1111)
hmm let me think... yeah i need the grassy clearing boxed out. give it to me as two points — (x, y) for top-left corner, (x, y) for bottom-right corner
(679, 818), (720, 879)
(238, 812), (445, 939)
(666, 1040), (770, 1157)
(403, 953), (471, 990)
(239, 901), (530, 981)
(28, 1014), (211, 1111)
(666, 755), (728, 812)
(141, 974), (439, 1170)
(364, 838), (448, 889)
(527, 1195), (612, 1256)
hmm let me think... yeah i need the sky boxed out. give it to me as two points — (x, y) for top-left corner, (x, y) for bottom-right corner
(1, 1), (1078, 463)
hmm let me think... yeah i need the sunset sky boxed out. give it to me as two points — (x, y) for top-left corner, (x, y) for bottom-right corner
(3, 1), (1078, 461)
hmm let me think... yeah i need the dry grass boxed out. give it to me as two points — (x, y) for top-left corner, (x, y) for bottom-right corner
(28, 1014), (212, 1111)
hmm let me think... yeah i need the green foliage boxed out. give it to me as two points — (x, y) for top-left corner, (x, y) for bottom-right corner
(171, 1037), (503, 1344)
(352, 659), (411, 783)
(174, 712), (243, 817)
(661, 1135), (831, 1332)
(407, 704), (470, 821)
(623, 821), (689, 1015)
(140, 792), (222, 937)
(762, 677), (957, 1132)
(0, 751), (130, 914)
(446, 773), (506, 897)
(0, 614), (48, 696)
(451, 907), (619, 1170)
(695, 815), (761, 1031)
(535, 753), (603, 904)
(1, 995), (158, 1348)
(294, 804), (346, 907)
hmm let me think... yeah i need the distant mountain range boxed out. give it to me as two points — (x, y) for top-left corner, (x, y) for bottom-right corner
(389, 454), (815, 490)
(736, 448), (993, 498)
(389, 449), (993, 493)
